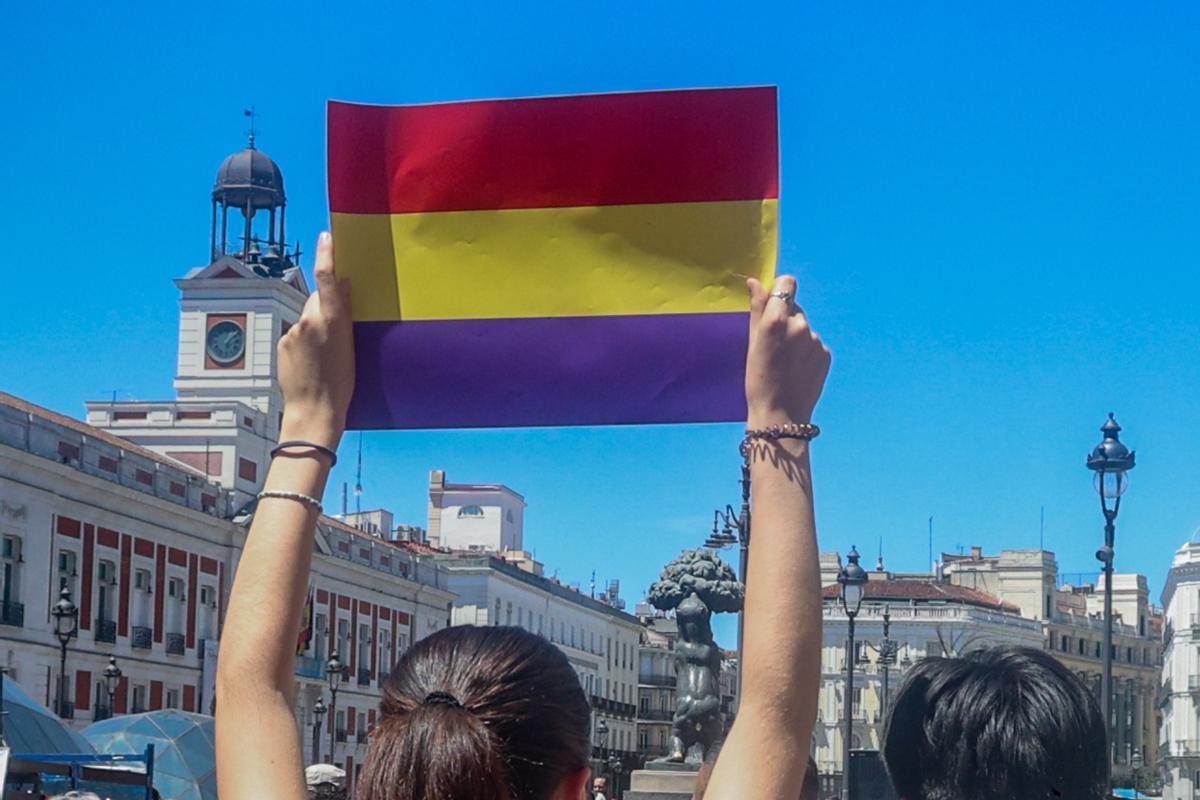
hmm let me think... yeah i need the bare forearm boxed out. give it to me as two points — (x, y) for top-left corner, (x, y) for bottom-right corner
(218, 420), (332, 693)
(740, 436), (820, 730)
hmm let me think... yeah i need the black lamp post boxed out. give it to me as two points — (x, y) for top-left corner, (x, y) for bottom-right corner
(704, 443), (752, 709)
(51, 587), (78, 719)
(325, 652), (343, 759)
(608, 753), (624, 797)
(856, 605), (898, 722)
(596, 717), (609, 758)
(1086, 413), (1135, 784)
(312, 698), (327, 765)
(102, 655), (122, 719)
(838, 547), (867, 800)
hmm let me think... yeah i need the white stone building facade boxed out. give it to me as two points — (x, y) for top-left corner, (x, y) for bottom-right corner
(1159, 533), (1200, 799)
(816, 577), (1044, 776)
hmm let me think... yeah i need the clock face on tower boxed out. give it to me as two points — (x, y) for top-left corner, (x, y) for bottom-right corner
(206, 320), (246, 365)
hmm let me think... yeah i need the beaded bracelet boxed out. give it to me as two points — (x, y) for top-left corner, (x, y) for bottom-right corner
(258, 490), (323, 514)
(743, 422), (821, 449)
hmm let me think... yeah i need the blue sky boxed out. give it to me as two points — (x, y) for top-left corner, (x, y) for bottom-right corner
(4, 2), (1198, 647)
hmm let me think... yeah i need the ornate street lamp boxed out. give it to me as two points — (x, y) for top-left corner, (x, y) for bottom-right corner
(312, 698), (327, 765)
(856, 605), (898, 721)
(608, 753), (625, 797)
(102, 655), (122, 719)
(596, 718), (609, 757)
(704, 444), (752, 709)
(838, 547), (867, 800)
(325, 652), (344, 758)
(1086, 413), (1135, 784)
(51, 587), (78, 719)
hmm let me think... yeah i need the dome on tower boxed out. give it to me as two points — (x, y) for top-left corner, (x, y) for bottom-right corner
(213, 145), (285, 209)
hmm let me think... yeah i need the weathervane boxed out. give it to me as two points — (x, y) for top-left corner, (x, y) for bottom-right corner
(244, 105), (259, 149)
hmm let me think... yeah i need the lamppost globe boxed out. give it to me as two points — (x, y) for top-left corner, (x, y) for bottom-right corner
(103, 655), (122, 687)
(325, 653), (343, 694)
(313, 698), (326, 720)
(51, 587), (78, 643)
(1087, 414), (1136, 500)
(103, 655), (122, 696)
(838, 546), (868, 617)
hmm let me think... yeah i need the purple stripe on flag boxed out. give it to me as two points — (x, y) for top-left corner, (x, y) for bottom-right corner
(347, 313), (750, 430)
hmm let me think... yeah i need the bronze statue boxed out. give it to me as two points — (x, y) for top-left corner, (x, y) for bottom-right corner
(647, 548), (744, 766)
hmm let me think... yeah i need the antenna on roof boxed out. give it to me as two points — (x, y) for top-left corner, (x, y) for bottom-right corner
(590, 570), (596, 599)
(341, 483), (348, 518)
(354, 432), (363, 515)
(876, 536), (885, 572)
(928, 516), (934, 572)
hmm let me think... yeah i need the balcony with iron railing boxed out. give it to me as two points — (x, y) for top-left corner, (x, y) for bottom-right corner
(357, 668), (371, 687)
(131, 626), (152, 650)
(1189, 676), (1200, 694)
(56, 701), (74, 720)
(638, 708), (674, 722)
(131, 701), (147, 714)
(95, 618), (116, 644)
(1164, 740), (1200, 759)
(0, 600), (24, 628)
(638, 673), (675, 688)
(335, 729), (347, 743)
(165, 632), (185, 656)
(295, 656), (324, 680)
(93, 703), (112, 722)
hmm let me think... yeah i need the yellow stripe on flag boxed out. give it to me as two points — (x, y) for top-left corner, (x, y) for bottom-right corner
(332, 199), (778, 322)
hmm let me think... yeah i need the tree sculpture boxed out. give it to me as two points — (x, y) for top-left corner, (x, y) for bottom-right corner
(647, 548), (745, 766)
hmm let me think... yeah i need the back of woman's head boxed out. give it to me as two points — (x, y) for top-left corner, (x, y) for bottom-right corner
(882, 646), (1106, 800)
(358, 625), (591, 800)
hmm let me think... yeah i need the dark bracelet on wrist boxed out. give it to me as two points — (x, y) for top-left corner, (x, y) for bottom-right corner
(271, 440), (339, 467)
(742, 422), (821, 452)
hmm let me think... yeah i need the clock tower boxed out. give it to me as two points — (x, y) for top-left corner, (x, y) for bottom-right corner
(87, 134), (312, 507)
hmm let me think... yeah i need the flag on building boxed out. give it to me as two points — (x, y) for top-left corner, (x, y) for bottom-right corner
(328, 87), (779, 429)
(296, 584), (314, 656)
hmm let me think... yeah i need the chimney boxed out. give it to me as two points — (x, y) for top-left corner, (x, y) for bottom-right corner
(970, 546), (983, 560)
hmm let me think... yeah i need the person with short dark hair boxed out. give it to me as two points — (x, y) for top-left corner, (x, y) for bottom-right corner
(881, 646), (1107, 800)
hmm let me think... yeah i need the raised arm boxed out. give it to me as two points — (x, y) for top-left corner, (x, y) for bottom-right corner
(215, 233), (355, 800)
(705, 275), (830, 800)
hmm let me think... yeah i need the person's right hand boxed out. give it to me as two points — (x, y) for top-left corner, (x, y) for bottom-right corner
(744, 275), (831, 428)
(276, 232), (356, 449)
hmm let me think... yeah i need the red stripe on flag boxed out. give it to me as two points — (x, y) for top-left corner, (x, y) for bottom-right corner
(328, 87), (778, 214)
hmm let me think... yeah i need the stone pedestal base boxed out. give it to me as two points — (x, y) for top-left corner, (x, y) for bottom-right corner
(624, 766), (699, 800)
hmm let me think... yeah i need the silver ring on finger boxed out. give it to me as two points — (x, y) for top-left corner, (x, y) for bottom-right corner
(768, 291), (793, 303)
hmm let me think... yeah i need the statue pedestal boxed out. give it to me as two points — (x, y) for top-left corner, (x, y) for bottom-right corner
(625, 764), (699, 800)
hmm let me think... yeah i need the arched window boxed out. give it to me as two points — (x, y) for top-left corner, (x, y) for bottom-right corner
(458, 505), (484, 518)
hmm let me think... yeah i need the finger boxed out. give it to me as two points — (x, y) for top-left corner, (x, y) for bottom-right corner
(339, 278), (353, 316)
(764, 274), (798, 322)
(747, 278), (768, 322)
(313, 232), (344, 318)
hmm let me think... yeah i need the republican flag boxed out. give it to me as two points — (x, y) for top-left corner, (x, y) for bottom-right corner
(296, 584), (314, 656)
(328, 87), (779, 430)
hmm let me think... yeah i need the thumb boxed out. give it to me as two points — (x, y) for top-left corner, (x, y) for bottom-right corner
(747, 278), (768, 323)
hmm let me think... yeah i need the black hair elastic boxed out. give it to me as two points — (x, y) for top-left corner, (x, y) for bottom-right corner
(271, 440), (338, 467)
(422, 691), (464, 709)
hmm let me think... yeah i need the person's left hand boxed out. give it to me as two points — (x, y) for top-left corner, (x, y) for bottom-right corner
(277, 231), (355, 448)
